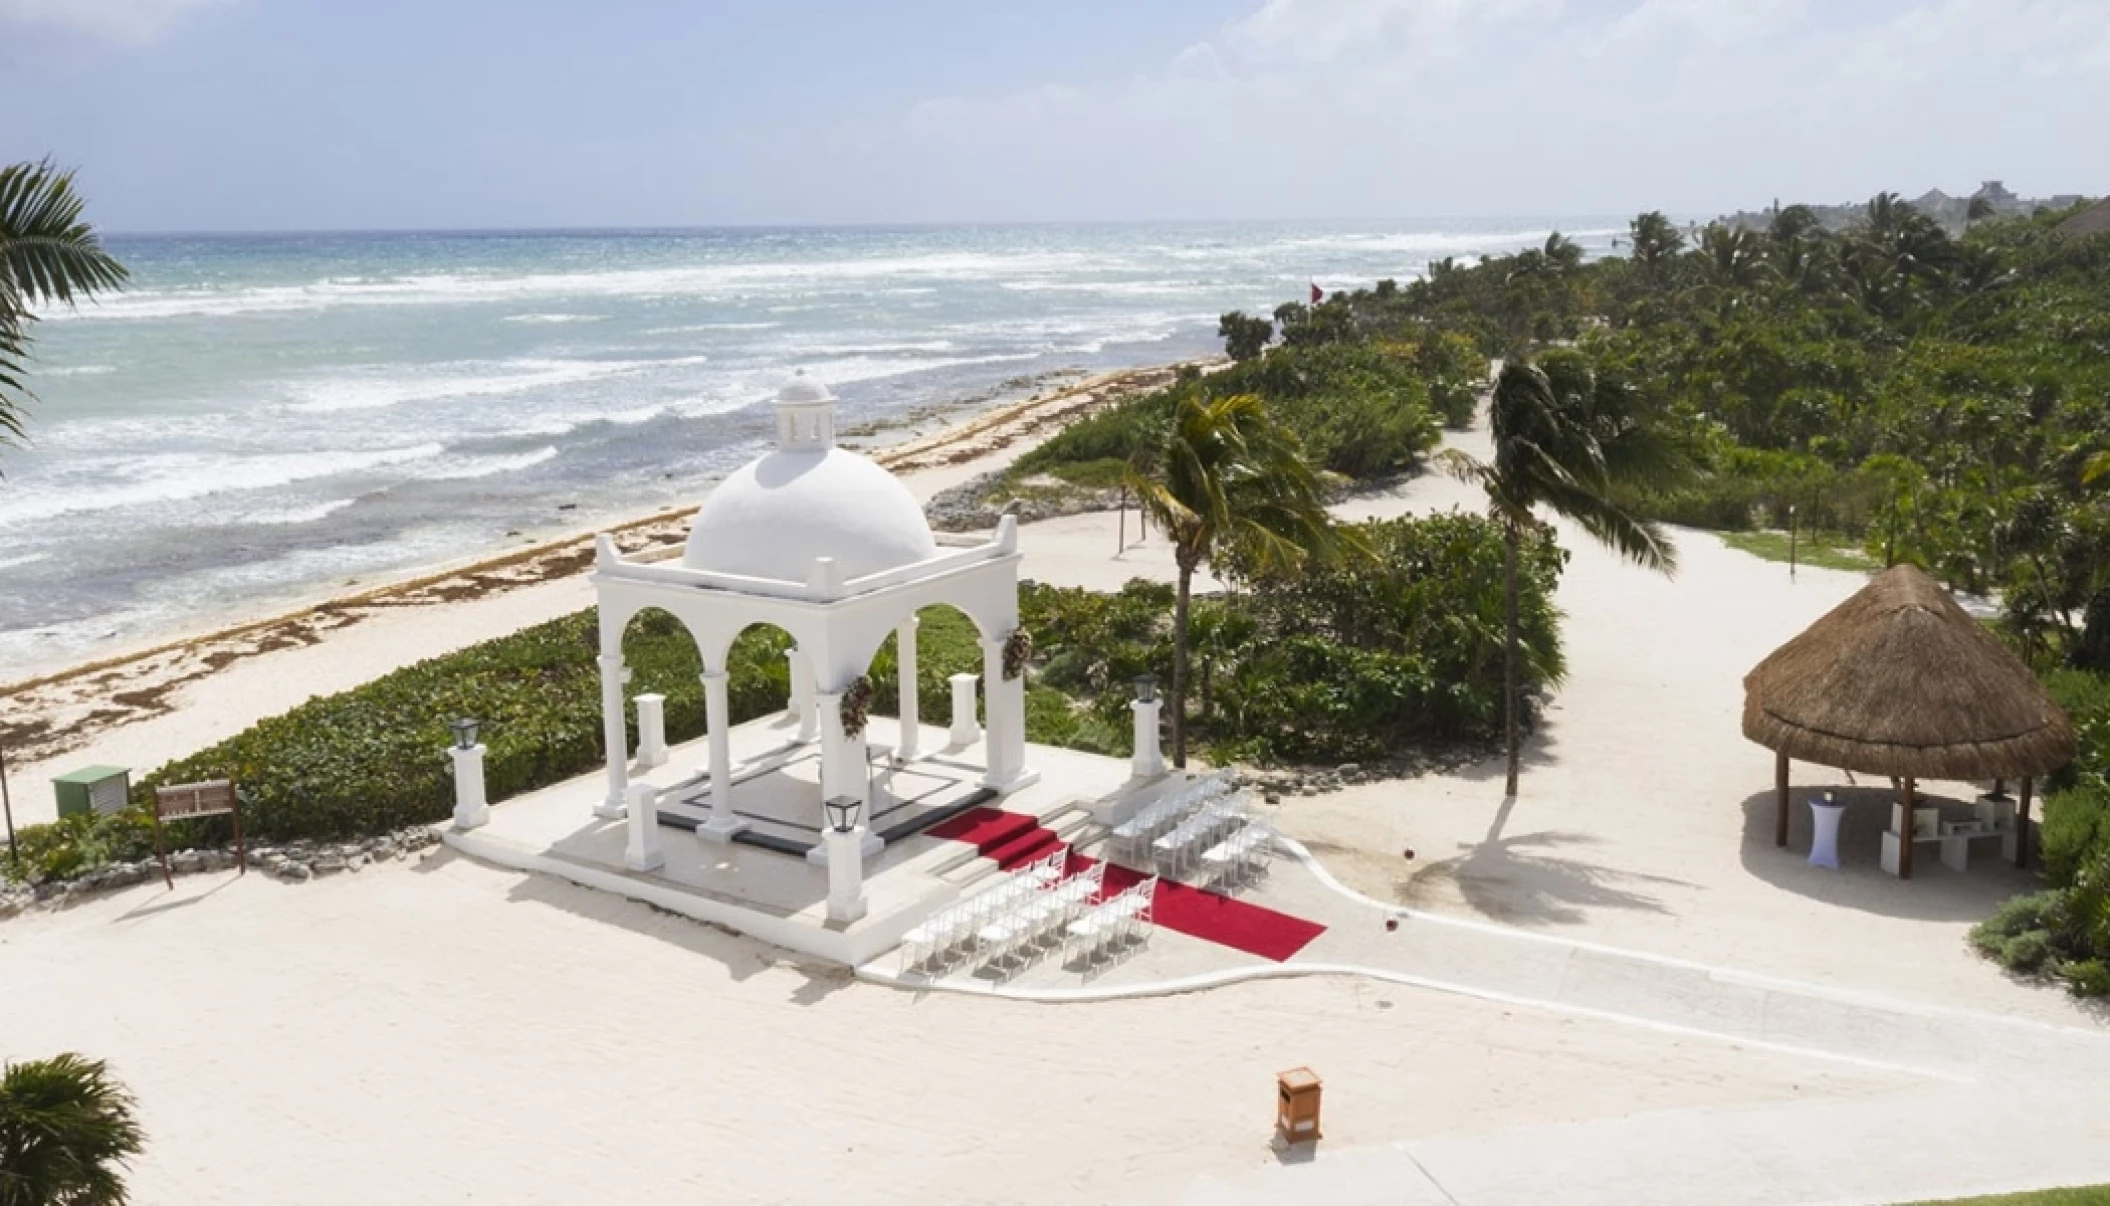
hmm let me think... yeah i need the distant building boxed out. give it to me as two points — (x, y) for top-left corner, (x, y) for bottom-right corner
(2056, 196), (2110, 239)
(1971, 180), (2022, 213)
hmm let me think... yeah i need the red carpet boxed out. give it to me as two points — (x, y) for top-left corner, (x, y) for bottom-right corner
(927, 806), (1325, 962)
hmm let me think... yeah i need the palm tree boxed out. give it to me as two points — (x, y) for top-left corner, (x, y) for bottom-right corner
(1444, 354), (1685, 796)
(1627, 211), (1683, 279)
(0, 1053), (145, 1206)
(1, 160), (129, 458)
(1126, 391), (1343, 767)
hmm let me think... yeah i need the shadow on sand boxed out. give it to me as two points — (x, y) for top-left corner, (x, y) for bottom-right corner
(418, 844), (861, 1003)
(1416, 791), (1696, 925)
(1736, 780), (2040, 924)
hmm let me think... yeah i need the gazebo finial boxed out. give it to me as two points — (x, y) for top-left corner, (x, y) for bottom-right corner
(773, 370), (837, 452)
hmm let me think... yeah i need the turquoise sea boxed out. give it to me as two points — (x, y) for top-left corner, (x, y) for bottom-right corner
(0, 220), (1618, 677)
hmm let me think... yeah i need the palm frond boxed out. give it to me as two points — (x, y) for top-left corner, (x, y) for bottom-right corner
(0, 160), (129, 307)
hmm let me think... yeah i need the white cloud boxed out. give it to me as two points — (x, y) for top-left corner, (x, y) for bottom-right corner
(0, 0), (229, 43)
(879, 0), (2110, 220)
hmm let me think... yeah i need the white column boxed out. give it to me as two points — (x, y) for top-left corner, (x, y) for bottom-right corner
(981, 636), (1030, 791)
(895, 617), (921, 761)
(450, 743), (489, 830)
(823, 821), (869, 923)
(949, 672), (980, 747)
(788, 647), (819, 742)
(634, 693), (668, 769)
(595, 653), (629, 819)
(624, 782), (664, 871)
(1131, 699), (1164, 778)
(697, 668), (746, 842)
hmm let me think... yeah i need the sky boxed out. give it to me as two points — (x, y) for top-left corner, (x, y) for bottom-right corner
(3, 0), (2106, 232)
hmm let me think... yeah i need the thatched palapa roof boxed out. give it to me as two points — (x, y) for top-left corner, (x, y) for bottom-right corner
(2057, 196), (2110, 239)
(1742, 565), (2076, 779)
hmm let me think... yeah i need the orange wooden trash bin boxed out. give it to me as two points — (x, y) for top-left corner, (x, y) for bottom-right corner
(1276, 1067), (1322, 1143)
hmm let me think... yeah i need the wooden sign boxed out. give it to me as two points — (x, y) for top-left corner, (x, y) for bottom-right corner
(151, 779), (248, 888)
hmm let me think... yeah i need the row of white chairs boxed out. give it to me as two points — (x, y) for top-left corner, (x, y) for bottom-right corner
(1064, 875), (1159, 971)
(897, 853), (1109, 978)
(1106, 773), (1236, 868)
(1199, 819), (1276, 893)
(896, 851), (1067, 975)
(1151, 796), (1250, 881)
(976, 859), (1108, 977)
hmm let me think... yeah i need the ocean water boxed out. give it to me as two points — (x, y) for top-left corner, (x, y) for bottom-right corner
(0, 220), (1618, 678)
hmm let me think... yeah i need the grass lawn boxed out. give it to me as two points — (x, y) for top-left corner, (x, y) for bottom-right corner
(1718, 527), (1878, 573)
(1901, 1188), (2110, 1204)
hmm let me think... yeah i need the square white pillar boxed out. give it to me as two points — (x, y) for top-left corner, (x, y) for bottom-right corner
(823, 823), (869, 923)
(624, 782), (664, 872)
(948, 672), (980, 747)
(450, 743), (489, 831)
(1131, 699), (1165, 778)
(634, 692), (668, 769)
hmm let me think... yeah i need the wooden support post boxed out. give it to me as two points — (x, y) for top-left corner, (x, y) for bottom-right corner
(2017, 776), (2034, 871)
(1774, 750), (1790, 848)
(1899, 776), (1916, 880)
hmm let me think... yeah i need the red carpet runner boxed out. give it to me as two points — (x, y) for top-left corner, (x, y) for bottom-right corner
(925, 806), (1325, 963)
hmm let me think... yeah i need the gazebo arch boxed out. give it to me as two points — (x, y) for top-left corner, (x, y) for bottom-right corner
(1743, 564), (2077, 877)
(588, 372), (1035, 872)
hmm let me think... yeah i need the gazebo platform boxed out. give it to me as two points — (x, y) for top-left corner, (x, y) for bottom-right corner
(445, 713), (1152, 965)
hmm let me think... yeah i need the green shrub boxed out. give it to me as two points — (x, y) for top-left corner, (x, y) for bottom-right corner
(3, 809), (158, 885)
(1970, 889), (2065, 954)
(1998, 929), (2055, 974)
(2041, 783), (2110, 888)
(2065, 959), (2110, 997)
(1017, 342), (1442, 485)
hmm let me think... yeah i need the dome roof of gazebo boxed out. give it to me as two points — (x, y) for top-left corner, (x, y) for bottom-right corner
(1742, 564), (2076, 779)
(682, 374), (937, 584)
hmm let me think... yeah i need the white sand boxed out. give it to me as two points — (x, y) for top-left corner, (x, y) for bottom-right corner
(0, 856), (1915, 1205)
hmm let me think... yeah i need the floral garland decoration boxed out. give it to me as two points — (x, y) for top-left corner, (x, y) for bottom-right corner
(1002, 629), (1033, 681)
(839, 675), (874, 738)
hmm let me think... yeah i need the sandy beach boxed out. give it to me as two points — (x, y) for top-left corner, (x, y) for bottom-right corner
(7, 366), (2110, 1203)
(0, 361), (1197, 823)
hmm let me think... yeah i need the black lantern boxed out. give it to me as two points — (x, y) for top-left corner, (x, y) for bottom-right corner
(824, 796), (862, 834)
(1131, 674), (1159, 704)
(450, 718), (481, 750)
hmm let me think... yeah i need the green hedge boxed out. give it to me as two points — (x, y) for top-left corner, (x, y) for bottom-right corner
(6, 514), (1563, 881)
(1974, 669), (2110, 995)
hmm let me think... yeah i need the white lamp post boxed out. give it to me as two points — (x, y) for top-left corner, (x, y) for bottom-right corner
(1130, 675), (1165, 778)
(822, 795), (869, 923)
(449, 718), (489, 831)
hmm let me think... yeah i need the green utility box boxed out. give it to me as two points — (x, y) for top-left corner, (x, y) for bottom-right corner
(53, 765), (131, 819)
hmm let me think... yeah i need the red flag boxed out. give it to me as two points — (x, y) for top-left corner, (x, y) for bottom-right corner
(1310, 282), (1323, 304)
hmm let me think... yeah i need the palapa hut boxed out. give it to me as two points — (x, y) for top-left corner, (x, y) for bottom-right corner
(1743, 564), (2076, 878)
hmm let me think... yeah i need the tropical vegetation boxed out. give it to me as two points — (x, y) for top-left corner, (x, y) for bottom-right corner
(0, 160), (127, 460)
(5, 505), (1561, 883)
(1444, 353), (1684, 795)
(0, 1053), (144, 1206)
(1123, 390), (1345, 766)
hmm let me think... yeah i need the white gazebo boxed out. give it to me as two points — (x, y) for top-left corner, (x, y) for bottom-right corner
(588, 372), (1036, 884)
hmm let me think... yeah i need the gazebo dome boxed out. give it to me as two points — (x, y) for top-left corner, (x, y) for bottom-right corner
(682, 374), (937, 583)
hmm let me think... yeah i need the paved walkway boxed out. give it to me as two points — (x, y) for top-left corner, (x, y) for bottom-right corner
(1193, 847), (2110, 1204)
(870, 838), (2110, 1204)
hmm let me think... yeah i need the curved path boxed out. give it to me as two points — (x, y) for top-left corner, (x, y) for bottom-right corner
(859, 838), (2110, 1204)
